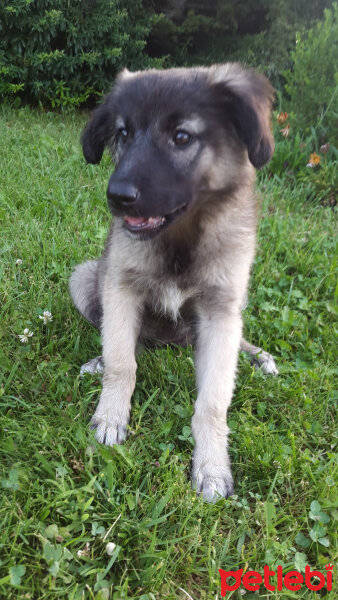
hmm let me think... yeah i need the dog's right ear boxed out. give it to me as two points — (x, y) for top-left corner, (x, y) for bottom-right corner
(210, 64), (274, 168)
(81, 101), (113, 164)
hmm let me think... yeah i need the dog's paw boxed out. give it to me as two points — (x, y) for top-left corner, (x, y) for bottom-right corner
(90, 388), (130, 446)
(90, 415), (128, 446)
(252, 351), (278, 375)
(80, 356), (104, 377)
(192, 463), (234, 503)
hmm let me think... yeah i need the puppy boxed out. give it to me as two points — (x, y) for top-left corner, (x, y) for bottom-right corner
(70, 63), (278, 502)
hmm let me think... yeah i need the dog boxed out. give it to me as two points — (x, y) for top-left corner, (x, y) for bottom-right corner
(70, 63), (278, 502)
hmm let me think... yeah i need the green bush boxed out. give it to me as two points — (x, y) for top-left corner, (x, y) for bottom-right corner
(1, 0), (335, 108)
(267, 4), (338, 205)
(268, 111), (337, 205)
(0, 0), (163, 108)
(147, 1), (332, 90)
(283, 3), (338, 142)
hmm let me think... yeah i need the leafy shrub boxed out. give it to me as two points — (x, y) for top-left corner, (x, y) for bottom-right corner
(0, 0), (163, 108)
(1, 0), (334, 108)
(283, 3), (338, 142)
(269, 130), (309, 179)
(147, 0), (332, 90)
(268, 110), (337, 205)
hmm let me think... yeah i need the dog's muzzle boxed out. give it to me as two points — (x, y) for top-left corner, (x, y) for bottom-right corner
(107, 180), (139, 208)
(107, 180), (165, 234)
(107, 178), (188, 238)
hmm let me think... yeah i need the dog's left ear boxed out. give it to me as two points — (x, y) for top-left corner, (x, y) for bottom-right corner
(211, 64), (275, 168)
(81, 101), (114, 164)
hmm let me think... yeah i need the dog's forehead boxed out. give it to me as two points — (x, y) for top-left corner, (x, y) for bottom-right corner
(113, 70), (210, 128)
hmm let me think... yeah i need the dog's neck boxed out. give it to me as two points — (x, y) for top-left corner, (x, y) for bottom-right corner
(155, 182), (247, 277)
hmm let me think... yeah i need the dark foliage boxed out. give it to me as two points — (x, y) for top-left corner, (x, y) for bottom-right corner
(0, 0), (163, 108)
(146, 0), (333, 88)
(0, 0), (334, 107)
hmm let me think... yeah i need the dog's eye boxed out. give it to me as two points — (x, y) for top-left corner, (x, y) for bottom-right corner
(118, 128), (128, 143)
(173, 130), (191, 147)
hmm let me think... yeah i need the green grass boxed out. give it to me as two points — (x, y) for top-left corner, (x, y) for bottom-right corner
(0, 106), (337, 599)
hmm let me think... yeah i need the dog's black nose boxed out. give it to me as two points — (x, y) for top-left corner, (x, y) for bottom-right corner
(107, 180), (139, 206)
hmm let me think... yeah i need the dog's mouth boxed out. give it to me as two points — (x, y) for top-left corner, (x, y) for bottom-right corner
(123, 203), (187, 237)
(123, 215), (165, 231)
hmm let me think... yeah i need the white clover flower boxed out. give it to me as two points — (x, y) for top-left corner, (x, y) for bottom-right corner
(15, 259), (23, 265)
(39, 310), (53, 324)
(18, 328), (33, 343)
(105, 542), (116, 556)
(77, 542), (90, 558)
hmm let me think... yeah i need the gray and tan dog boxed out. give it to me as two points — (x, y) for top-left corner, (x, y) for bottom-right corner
(70, 63), (278, 502)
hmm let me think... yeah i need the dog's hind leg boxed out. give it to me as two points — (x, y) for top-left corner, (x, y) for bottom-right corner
(69, 260), (102, 328)
(70, 260), (104, 376)
(80, 356), (104, 377)
(140, 308), (195, 348)
(240, 337), (278, 375)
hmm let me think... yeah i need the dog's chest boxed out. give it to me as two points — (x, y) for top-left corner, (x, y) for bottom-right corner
(151, 280), (194, 321)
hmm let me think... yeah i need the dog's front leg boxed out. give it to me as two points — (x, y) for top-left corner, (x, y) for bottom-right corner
(191, 306), (242, 502)
(91, 282), (144, 446)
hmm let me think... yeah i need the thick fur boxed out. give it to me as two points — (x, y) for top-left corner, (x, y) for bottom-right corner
(70, 63), (277, 502)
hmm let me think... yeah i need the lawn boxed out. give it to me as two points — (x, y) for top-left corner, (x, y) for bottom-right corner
(0, 106), (337, 599)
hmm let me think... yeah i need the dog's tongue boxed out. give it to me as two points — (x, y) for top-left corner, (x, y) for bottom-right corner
(124, 215), (164, 230)
(125, 216), (148, 226)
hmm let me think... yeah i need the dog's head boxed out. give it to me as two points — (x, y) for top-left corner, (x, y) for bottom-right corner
(82, 63), (274, 239)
